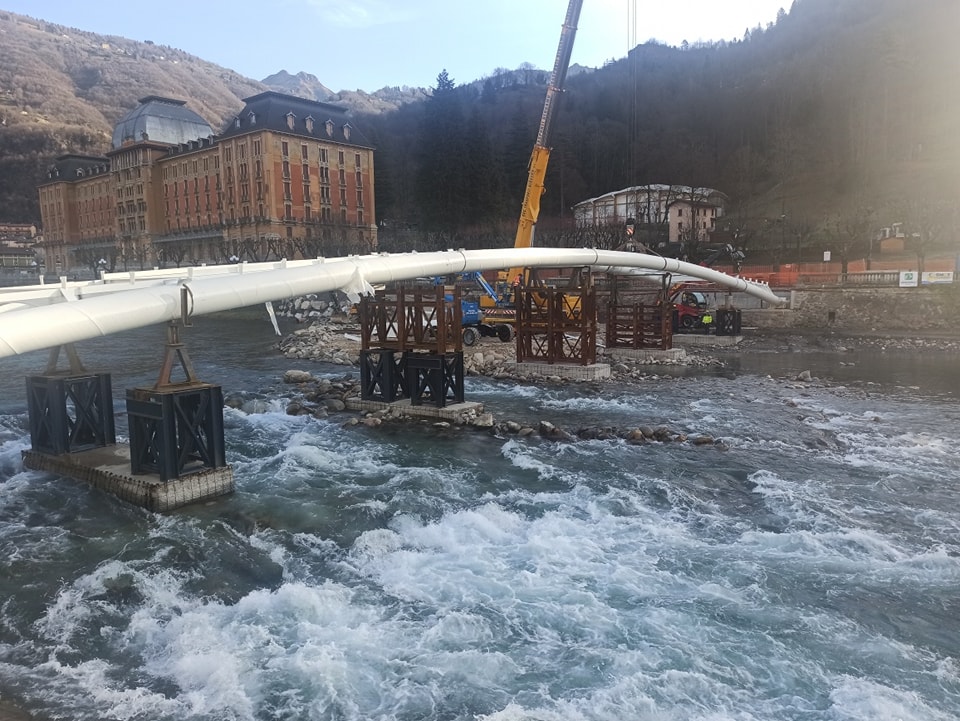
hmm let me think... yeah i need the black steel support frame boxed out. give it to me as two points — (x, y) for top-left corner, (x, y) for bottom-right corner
(26, 373), (116, 455)
(406, 352), (465, 407)
(359, 349), (407, 402)
(715, 308), (742, 336)
(126, 384), (226, 482)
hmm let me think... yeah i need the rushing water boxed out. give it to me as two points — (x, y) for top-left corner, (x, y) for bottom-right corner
(1, 311), (959, 721)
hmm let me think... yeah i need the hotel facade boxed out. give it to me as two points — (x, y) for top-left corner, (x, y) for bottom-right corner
(37, 92), (377, 275)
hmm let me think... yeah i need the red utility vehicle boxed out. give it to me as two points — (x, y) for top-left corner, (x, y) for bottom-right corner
(670, 286), (712, 332)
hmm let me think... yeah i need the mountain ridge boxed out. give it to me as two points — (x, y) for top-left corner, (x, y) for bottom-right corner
(0, 9), (557, 223)
(0, 0), (957, 263)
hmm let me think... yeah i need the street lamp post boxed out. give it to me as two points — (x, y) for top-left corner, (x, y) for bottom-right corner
(97, 258), (107, 280)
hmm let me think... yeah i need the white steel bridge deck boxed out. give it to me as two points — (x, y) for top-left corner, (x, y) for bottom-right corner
(0, 247), (784, 359)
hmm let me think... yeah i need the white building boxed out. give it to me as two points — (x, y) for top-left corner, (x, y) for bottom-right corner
(572, 184), (727, 244)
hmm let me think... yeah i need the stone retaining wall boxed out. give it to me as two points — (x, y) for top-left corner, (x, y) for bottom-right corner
(741, 285), (960, 332)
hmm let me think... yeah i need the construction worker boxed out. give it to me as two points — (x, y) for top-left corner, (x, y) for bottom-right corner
(701, 311), (713, 333)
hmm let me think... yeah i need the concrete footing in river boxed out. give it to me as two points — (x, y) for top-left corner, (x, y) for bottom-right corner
(507, 362), (612, 380)
(22, 445), (235, 512)
(672, 334), (744, 347)
(346, 398), (485, 423)
(603, 348), (687, 362)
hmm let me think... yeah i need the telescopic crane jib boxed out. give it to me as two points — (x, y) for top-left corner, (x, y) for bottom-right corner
(486, 0), (583, 309)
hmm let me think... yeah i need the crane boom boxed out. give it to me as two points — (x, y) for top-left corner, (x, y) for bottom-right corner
(479, 0), (583, 319)
(535, 0), (583, 149)
(509, 0), (582, 264)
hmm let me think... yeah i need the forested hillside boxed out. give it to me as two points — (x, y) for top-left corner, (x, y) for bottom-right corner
(0, 10), (265, 222)
(366, 0), (960, 261)
(0, 0), (957, 264)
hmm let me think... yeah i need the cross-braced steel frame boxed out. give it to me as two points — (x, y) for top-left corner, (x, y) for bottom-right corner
(515, 285), (597, 365)
(358, 285), (465, 407)
(26, 373), (116, 455)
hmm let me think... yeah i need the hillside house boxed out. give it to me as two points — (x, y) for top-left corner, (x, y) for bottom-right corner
(573, 184), (727, 247)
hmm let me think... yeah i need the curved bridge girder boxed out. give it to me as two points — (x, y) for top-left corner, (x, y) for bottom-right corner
(0, 248), (783, 359)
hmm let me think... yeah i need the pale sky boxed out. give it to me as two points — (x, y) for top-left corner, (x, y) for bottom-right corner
(7, 1), (788, 92)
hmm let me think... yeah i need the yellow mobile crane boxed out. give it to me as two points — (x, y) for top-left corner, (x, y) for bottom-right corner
(479, 0), (584, 323)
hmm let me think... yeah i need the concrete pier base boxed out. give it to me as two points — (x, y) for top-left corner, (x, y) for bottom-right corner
(507, 362), (612, 381)
(672, 334), (744, 347)
(346, 398), (485, 423)
(22, 445), (234, 512)
(603, 348), (687, 362)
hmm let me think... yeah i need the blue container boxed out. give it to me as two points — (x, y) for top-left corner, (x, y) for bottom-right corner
(460, 300), (481, 326)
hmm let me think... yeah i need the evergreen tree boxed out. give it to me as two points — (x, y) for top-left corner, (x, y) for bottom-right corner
(415, 69), (468, 231)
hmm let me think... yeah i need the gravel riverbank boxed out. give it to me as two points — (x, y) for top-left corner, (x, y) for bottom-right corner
(270, 314), (960, 439)
(277, 314), (960, 376)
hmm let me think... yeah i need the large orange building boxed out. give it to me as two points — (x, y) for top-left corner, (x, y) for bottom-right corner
(38, 92), (377, 275)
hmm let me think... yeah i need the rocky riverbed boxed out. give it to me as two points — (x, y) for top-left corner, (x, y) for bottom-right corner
(271, 313), (914, 445)
(263, 366), (731, 449)
(276, 314), (727, 380)
(277, 312), (960, 375)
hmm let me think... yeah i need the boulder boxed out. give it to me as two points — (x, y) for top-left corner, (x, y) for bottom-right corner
(283, 369), (314, 384)
(471, 412), (496, 428)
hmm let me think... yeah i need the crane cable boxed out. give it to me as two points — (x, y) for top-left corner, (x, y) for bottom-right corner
(627, 0), (638, 188)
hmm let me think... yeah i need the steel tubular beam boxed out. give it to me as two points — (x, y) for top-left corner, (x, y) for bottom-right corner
(0, 248), (784, 360)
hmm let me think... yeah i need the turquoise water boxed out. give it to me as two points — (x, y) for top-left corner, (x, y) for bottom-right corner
(1, 314), (959, 720)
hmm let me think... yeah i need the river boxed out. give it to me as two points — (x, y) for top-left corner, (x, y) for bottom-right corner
(1, 310), (958, 720)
